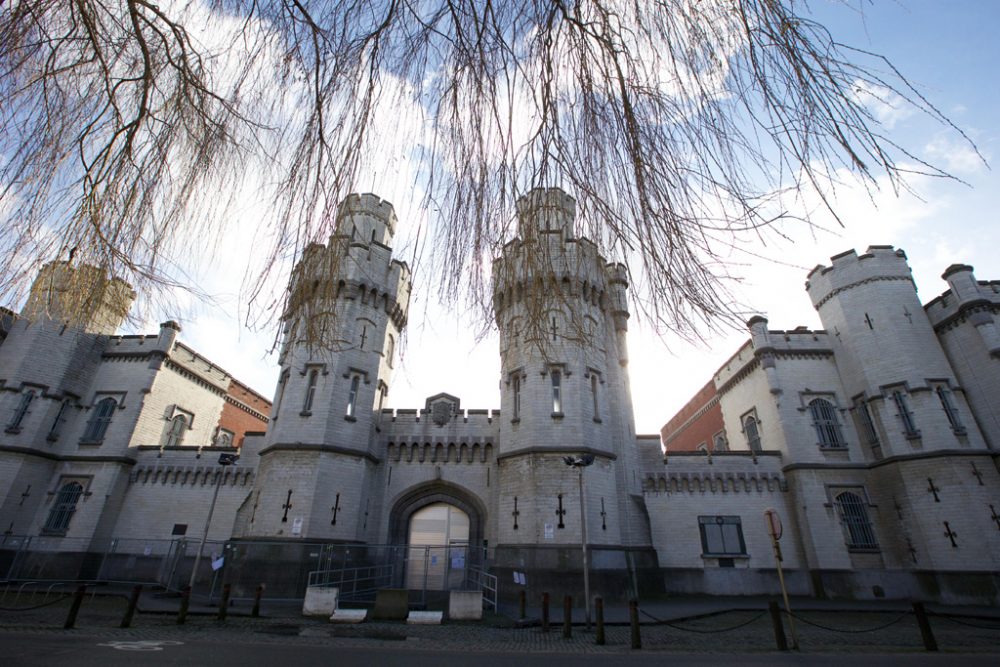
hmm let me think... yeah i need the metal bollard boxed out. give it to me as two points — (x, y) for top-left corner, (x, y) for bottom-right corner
(768, 599), (788, 651)
(541, 592), (550, 632)
(595, 597), (605, 645)
(64, 585), (87, 629)
(177, 586), (191, 625)
(562, 595), (573, 638)
(252, 583), (265, 618)
(912, 601), (938, 651)
(217, 583), (231, 622)
(629, 599), (641, 650)
(518, 590), (526, 620)
(120, 585), (143, 629)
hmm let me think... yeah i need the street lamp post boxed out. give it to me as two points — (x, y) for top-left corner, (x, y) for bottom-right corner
(564, 454), (595, 630)
(189, 452), (239, 593)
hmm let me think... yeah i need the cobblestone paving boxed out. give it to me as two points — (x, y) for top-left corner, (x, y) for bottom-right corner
(2, 594), (998, 654)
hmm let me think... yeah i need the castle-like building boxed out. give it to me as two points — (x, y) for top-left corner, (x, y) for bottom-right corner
(1, 190), (998, 605)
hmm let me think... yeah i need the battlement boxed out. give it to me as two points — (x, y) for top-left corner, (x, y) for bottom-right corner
(22, 261), (136, 334)
(516, 187), (576, 241)
(335, 192), (397, 246)
(805, 245), (913, 309)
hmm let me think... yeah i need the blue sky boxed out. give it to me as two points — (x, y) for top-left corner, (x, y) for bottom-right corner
(175, 0), (1000, 435)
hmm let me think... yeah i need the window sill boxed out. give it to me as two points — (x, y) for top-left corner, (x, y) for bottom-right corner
(344, 415), (357, 423)
(593, 417), (602, 424)
(46, 433), (59, 442)
(904, 430), (922, 441)
(40, 529), (68, 537)
(551, 412), (564, 420)
(847, 546), (880, 554)
(78, 440), (103, 447)
(701, 553), (749, 560)
(510, 417), (520, 424)
(818, 444), (848, 451)
(299, 410), (312, 417)
(5, 427), (21, 435)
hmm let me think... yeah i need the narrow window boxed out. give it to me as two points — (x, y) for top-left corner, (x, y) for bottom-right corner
(743, 414), (762, 453)
(512, 374), (521, 420)
(698, 516), (746, 555)
(346, 375), (360, 418)
(892, 391), (919, 437)
(274, 369), (289, 417)
(386, 335), (395, 368)
(48, 399), (71, 440)
(590, 374), (600, 420)
(215, 429), (233, 448)
(551, 369), (562, 414)
(7, 390), (35, 431)
(81, 397), (116, 443)
(836, 491), (878, 549)
(164, 413), (188, 447)
(855, 400), (881, 459)
(714, 433), (728, 452)
(303, 368), (318, 413)
(809, 398), (845, 448)
(43, 482), (84, 534)
(936, 387), (965, 434)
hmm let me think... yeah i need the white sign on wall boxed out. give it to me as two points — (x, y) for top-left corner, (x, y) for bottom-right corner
(544, 523), (554, 540)
(292, 517), (303, 535)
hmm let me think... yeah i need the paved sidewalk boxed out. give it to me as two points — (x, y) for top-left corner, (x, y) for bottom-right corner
(2, 587), (998, 654)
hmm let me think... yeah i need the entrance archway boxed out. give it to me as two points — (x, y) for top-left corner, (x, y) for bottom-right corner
(405, 503), (469, 589)
(387, 482), (486, 590)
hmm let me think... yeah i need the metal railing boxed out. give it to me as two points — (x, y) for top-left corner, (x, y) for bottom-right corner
(467, 566), (498, 610)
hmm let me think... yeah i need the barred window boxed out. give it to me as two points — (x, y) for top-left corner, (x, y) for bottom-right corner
(698, 516), (746, 555)
(48, 399), (71, 440)
(81, 397), (116, 443)
(892, 391), (919, 436)
(6, 390), (35, 431)
(836, 491), (878, 550)
(809, 398), (845, 448)
(743, 414), (762, 453)
(855, 399), (882, 460)
(936, 387), (965, 434)
(43, 482), (84, 534)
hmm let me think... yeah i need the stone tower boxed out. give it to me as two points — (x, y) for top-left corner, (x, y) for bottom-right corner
(806, 246), (983, 457)
(236, 194), (411, 540)
(492, 188), (652, 583)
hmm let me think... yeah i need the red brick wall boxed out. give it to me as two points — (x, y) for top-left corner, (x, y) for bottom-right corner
(217, 380), (271, 448)
(660, 380), (724, 452)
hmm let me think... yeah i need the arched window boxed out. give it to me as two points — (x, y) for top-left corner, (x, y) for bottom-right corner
(6, 390), (35, 431)
(713, 433), (728, 452)
(164, 413), (188, 447)
(743, 415), (762, 453)
(836, 491), (878, 549)
(81, 397), (116, 443)
(43, 482), (84, 534)
(386, 335), (395, 368)
(809, 398), (845, 448)
(216, 430), (232, 448)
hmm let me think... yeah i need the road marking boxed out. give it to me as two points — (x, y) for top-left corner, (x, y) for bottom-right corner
(97, 640), (184, 651)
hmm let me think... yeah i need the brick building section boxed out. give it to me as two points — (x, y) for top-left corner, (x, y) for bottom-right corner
(660, 380), (724, 452)
(218, 379), (271, 448)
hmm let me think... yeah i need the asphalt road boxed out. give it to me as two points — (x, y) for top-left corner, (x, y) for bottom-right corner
(4, 633), (999, 667)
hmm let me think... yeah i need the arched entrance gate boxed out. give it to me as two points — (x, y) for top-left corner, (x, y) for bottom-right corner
(387, 482), (486, 590)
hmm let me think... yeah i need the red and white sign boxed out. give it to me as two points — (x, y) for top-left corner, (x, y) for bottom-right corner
(764, 508), (783, 540)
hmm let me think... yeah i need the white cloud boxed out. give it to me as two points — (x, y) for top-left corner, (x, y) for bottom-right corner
(924, 135), (987, 175)
(852, 80), (915, 130)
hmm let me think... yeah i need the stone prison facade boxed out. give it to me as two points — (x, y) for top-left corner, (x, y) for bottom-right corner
(1, 190), (998, 606)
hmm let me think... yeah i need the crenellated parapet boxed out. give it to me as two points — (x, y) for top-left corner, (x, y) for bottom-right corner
(284, 197), (411, 334)
(806, 245), (913, 310)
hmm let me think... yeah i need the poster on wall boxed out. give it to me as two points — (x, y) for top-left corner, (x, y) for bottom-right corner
(544, 523), (554, 540)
